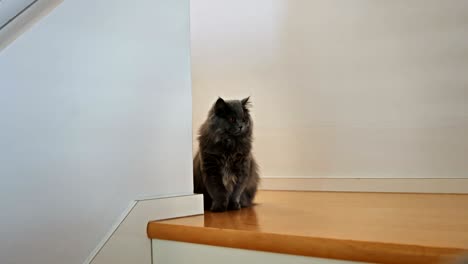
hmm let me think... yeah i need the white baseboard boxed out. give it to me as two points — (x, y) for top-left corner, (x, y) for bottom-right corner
(0, 0), (63, 52)
(86, 194), (204, 264)
(82, 200), (138, 264)
(260, 177), (468, 194)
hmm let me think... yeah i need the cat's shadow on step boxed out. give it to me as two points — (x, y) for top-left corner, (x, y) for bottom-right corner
(203, 205), (260, 231)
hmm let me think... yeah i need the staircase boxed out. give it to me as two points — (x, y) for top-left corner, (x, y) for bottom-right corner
(148, 191), (468, 264)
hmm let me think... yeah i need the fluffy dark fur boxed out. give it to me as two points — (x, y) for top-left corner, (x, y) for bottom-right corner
(193, 97), (259, 212)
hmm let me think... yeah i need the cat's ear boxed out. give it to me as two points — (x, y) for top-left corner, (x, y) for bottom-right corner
(214, 97), (228, 115)
(241, 96), (251, 108)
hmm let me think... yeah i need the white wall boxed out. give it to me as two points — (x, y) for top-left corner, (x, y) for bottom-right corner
(191, 0), (468, 179)
(0, 0), (192, 263)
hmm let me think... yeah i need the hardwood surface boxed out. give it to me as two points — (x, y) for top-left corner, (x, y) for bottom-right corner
(147, 191), (468, 264)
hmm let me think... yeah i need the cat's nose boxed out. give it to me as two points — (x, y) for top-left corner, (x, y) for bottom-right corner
(238, 125), (243, 130)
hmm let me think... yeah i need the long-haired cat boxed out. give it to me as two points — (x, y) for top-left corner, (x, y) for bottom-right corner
(193, 97), (259, 212)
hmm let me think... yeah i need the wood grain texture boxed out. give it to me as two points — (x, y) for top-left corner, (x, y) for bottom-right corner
(147, 191), (468, 264)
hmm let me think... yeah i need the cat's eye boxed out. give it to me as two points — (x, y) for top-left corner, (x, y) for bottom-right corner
(229, 117), (236, 123)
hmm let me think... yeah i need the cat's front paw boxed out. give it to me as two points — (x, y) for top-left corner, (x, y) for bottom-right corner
(228, 201), (241, 210)
(210, 201), (228, 212)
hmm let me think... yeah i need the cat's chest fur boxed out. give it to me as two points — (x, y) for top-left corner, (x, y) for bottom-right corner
(220, 153), (243, 192)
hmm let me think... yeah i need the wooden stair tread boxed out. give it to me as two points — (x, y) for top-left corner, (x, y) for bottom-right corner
(147, 191), (468, 264)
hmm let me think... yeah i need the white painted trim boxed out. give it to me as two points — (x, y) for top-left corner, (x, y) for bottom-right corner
(84, 192), (198, 264)
(82, 200), (138, 264)
(86, 193), (204, 264)
(135, 192), (195, 201)
(262, 176), (468, 179)
(153, 239), (365, 264)
(260, 177), (468, 194)
(0, 0), (63, 52)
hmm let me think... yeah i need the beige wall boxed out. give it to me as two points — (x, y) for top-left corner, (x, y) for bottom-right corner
(191, 0), (468, 179)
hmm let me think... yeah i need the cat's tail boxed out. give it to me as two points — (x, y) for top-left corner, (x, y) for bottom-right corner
(193, 151), (204, 194)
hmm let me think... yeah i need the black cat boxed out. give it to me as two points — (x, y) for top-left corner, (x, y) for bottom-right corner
(193, 97), (259, 212)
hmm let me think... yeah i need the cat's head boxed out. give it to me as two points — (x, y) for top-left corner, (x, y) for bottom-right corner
(208, 97), (252, 137)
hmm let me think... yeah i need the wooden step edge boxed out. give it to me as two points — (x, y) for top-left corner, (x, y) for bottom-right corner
(147, 221), (465, 264)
